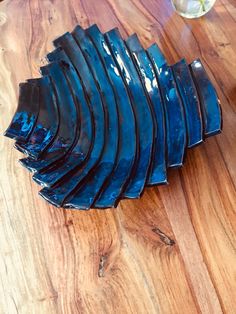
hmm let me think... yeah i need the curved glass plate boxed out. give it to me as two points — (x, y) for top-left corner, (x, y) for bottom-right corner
(86, 24), (137, 209)
(172, 59), (203, 148)
(4, 24), (223, 210)
(14, 76), (59, 159)
(62, 25), (119, 209)
(147, 44), (187, 168)
(105, 28), (154, 199)
(4, 82), (39, 141)
(39, 32), (106, 207)
(19, 62), (78, 173)
(190, 59), (222, 137)
(32, 49), (94, 187)
(126, 34), (167, 186)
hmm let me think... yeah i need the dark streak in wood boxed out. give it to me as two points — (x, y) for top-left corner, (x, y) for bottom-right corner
(98, 255), (108, 277)
(152, 227), (175, 246)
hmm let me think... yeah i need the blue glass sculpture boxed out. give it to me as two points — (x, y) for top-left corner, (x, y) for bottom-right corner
(4, 24), (222, 210)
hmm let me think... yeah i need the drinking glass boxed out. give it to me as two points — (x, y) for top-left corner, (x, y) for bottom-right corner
(171, 0), (216, 19)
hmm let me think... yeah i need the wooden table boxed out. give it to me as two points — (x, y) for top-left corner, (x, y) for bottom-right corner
(0, 0), (235, 313)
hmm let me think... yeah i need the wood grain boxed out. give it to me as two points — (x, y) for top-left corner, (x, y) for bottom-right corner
(0, 0), (235, 313)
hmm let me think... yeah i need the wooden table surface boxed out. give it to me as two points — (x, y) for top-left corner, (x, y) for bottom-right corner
(0, 0), (236, 313)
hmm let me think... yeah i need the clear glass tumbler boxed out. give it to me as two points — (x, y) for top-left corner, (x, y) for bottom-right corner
(171, 0), (216, 19)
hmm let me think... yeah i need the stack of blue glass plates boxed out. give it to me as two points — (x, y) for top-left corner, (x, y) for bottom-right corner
(4, 24), (222, 210)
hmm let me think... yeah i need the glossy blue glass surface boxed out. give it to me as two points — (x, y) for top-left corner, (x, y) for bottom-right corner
(61, 25), (119, 209)
(172, 59), (203, 148)
(147, 44), (187, 168)
(126, 34), (167, 186)
(39, 32), (106, 207)
(105, 28), (154, 199)
(86, 24), (137, 208)
(4, 82), (39, 141)
(4, 24), (223, 210)
(19, 62), (78, 173)
(190, 59), (222, 137)
(14, 76), (59, 159)
(32, 49), (94, 187)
